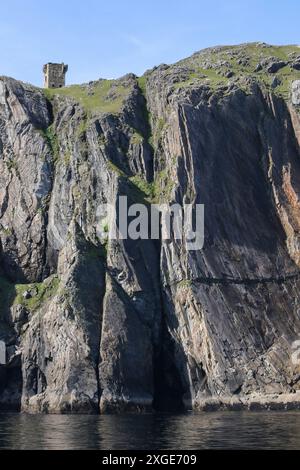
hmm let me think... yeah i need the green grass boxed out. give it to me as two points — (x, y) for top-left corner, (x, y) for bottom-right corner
(63, 151), (71, 166)
(256, 64), (299, 99)
(13, 276), (60, 311)
(177, 279), (192, 288)
(0, 275), (60, 316)
(153, 169), (175, 202)
(106, 159), (156, 203)
(107, 162), (174, 204)
(174, 68), (228, 91)
(174, 44), (300, 99)
(148, 117), (167, 148)
(0, 226), (13, 236)
(4, 159), (18, 172)
(44, 79), (131, 114)
(76, 119), (88, 139)
(98, 134), (107, 146)
(258, 45), (299, 61)
(137, 76), (147, 96)
(130, 131), (144, 145)
(128, 168), (176, 204)
(102, 222), (109, 234)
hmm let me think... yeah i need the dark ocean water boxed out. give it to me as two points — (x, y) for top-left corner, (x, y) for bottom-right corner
(0, 411), (300, 450)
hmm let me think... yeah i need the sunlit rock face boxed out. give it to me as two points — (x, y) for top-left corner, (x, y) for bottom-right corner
(1, 43), (300, 413)
(292, 80), (300, 105)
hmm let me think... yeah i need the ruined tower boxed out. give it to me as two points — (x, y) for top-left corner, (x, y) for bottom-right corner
(43, 63), (68, 89)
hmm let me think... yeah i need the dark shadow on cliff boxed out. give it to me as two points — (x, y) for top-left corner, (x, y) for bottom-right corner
(177, 89), (300, 279)
(152, 282), (194, 412)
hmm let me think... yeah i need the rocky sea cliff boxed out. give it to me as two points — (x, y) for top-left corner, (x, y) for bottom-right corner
(1, 43), (300, 413)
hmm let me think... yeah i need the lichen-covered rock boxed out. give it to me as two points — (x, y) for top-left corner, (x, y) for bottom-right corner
(1, 43), (300, 413)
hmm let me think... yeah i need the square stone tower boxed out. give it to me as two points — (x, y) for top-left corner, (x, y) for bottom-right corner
(43, 63), (68, 89)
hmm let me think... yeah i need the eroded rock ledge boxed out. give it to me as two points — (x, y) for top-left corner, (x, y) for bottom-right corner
(194, 392), (300, 411)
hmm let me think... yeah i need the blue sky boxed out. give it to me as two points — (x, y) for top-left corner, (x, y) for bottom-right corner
(0, 0), (299, 86)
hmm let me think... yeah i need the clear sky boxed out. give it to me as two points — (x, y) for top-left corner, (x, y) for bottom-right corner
(0, 0), (299, 86)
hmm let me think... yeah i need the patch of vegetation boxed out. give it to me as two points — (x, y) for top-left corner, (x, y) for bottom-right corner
(137, 76), (147, 96)
(148, 117), (167, 149)
(153, 169), (175, 202)
(106, 158), (156, 204)
(254, 64), (298, 100)
(156, 117), (166, 136)
(178, 279), (192, 288)
(76, 118), (88, 139)
(107, 160), (126, 177)
(129, 175), (155, 202)
(0, 226), (13, 236)
(98, 134), (107, 146)
(102, 222), (109, 234)
(107, 161), (174, 204)
(44, 80), (131, 115)
(130, 131), (144, 145)
(13, 276), (60, 312)
(127, 168), (176, 204)
(39, 125), (60, 161)
(64, 151), (71, 166)
(85, 244), (107, 261)
(174, 43), (300, 100)
(4, 159), (18, 172)
(174, 68), (228, 91)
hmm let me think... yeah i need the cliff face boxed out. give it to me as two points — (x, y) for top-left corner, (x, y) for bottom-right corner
(1, 43), (300, 413)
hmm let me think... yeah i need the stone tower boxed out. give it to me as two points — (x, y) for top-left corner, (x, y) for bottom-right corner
(43, 63), (68, 89)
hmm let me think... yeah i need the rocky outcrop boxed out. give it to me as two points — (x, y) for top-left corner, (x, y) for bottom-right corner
(1, 43), (300, 413)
